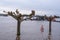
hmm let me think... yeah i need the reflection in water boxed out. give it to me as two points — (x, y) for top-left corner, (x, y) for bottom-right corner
(47, 31), (52, 40)
(16, 35), (20, 40)
(0, 17), (60, 40)
(48, 35), (51, 40)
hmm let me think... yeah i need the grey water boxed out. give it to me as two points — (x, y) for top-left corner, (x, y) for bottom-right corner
(0, 16), (60, 40)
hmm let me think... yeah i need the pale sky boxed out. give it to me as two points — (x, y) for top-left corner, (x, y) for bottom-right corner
(0, 0), (60, 15)
(0, 0), (60, 10)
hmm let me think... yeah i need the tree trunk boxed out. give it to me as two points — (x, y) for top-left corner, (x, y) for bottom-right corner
(16, 20), (21, 40)
(49, 20), (51, 35)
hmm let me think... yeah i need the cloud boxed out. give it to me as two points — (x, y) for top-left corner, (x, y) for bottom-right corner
(0, 6), (15, 11)
(0, 6), (59, 16)
(0, 0), (60, 10)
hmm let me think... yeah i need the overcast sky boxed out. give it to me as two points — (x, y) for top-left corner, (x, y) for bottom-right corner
(0, 0), (60, 15)
(0, 0), (60, 10)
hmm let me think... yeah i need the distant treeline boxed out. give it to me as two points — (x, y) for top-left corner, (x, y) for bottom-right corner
(0, 14), (8, 16)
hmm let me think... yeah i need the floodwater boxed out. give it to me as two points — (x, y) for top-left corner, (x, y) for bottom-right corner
(0, 16), (60, 40)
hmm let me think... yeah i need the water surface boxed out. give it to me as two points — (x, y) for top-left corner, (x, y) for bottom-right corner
(0, 16), (60, 40)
